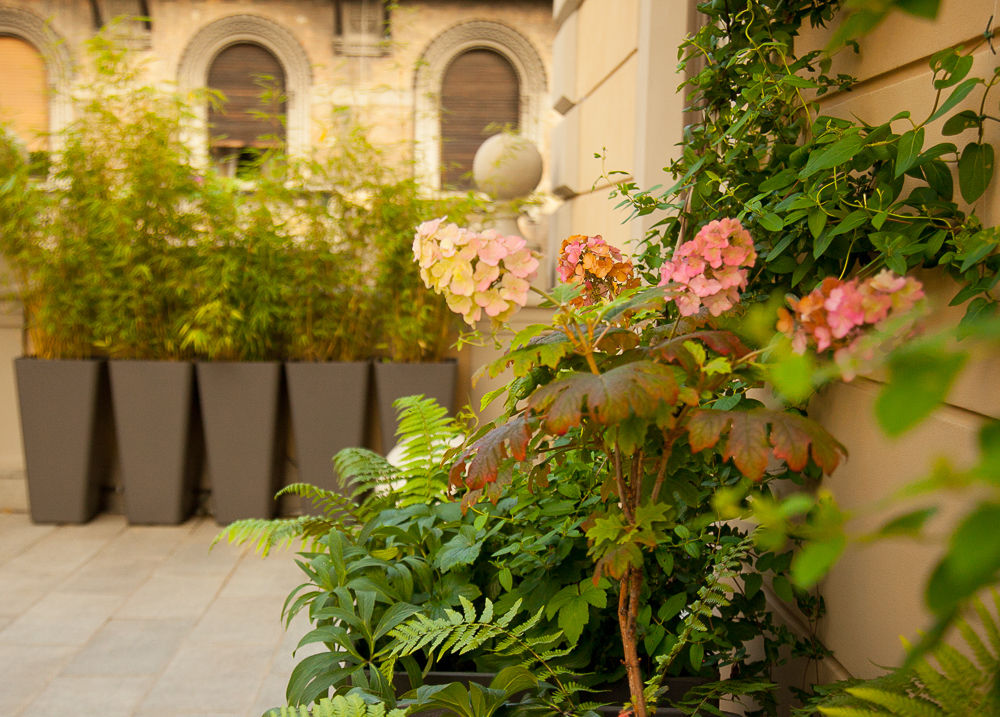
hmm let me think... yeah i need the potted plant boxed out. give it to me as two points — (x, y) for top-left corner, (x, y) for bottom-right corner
(182, 161), (291, 525)
(366, 153), (482, 451)
(280, 132), (377, 497)
(0, 128), (112, 524)
(74, 36), (207, 525)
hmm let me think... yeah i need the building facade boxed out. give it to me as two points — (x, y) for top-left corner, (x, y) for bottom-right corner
(0, 0), (556, 510)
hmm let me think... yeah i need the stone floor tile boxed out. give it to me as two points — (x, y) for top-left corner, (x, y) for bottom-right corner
(249, 669), (291, 716)
(0, 643), (75, 715)
(3, 514), (125, 579)
(20, 675), (152, 717)
(218, 553), (304, 599)
(0, 513), (55, 565)
(154, 527), (247, 578)
(116, 572), (229, 620)
(0, 565), (61, 617)
(95, 521), (198, 563)
(138, 642), (274, 714)
(133, 712), (240, 717)
(0, 591), (122, 646)
(59, 556), (159, 596)
(186, 595), (286, 646)
(62, 618), (194, 676)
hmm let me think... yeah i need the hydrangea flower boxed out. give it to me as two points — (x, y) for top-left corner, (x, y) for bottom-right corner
(556, 234), (639, 306)
(777, 270), (925, 378)
(658, 218), (757, 316)
(413, 218), (540, 326)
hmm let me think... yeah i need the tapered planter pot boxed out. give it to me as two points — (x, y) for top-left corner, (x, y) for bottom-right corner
(14, 358), (112, 523)
(285, 361), (369, 492)
(197, 361), (283, 525)
(373, 360), (456, 451)
(109, 360), (199, 525)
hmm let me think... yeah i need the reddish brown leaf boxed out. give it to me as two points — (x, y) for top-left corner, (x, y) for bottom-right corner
(595, 328), (641, 353)
(724, 412), (770, 481)
(451, 415), (532, 491)
(686, 409), (731, 453)
(768, 413), (812, 472)
(650, 331), (752, 366)
(686, 408), (846, 481)
(527, 360), (680, 435)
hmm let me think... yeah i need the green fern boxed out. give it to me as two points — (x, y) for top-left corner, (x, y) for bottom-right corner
(212, 483), (361, 555)
(264, 694), (406, 717)
(385, 596), (601, 715)
(797, 591), (1000, 716)
(340, 395), (460, 510)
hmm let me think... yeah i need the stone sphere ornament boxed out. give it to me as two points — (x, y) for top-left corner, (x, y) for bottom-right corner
(472, 133), (543, 200)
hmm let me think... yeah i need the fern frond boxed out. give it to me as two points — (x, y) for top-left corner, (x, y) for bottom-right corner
(212, 516), (336, 556)
(845, 687), (943, 717)
(278, 482), (364, 524)
(806, 590), (1000, 716)
(265, 694), (406, 717)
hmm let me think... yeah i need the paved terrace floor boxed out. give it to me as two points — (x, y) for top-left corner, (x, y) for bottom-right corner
(0, 512), (320, 717)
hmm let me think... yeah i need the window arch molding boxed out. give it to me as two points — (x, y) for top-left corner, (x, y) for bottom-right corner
(414, 20), (547, 190)
(176, 14), (312, 164)
(0, 6), (73, 146)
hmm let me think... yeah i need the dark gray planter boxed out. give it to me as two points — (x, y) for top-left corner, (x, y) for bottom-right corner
(285, 361), (369, 494)
(14, 358), (112, 523)
(109, 360), (199, 525)
(197, 361), (283, 525)
(373, 360), (457, 452)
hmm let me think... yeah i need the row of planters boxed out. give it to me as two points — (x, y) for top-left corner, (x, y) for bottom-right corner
(0, 36), (480, 525)
(16, 356), (458, 525)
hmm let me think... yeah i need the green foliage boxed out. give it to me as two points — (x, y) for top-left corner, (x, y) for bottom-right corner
(280, 502), (491, 707)
(388, 597), (597, 716)
(625, 0), (998, 321)
(406, 666), (539, 717)
(796, 592), (1000, 716)
(450, 286), (836, 716)
(265, 694), (406, 717)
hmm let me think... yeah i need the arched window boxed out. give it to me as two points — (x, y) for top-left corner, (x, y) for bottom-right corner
(207, 42), (287, 176)
(0, 35), (49, 152)
(413, 20), (546, 191)
(439, 49), (519, 189)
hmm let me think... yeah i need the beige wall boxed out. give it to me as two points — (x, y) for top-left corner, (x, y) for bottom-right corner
(796, 1), (1000, 681)
(549, 0), (696, 250)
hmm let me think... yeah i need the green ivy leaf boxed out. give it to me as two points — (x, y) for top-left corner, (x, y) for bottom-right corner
(894, 127), (924, 178)
(927, 502), (1000, 615)
(942, 109), (982, 136)
(808, 207), (827, 240)
(927, 77), (980, 123)
(791, 536), (845, 588)
(876, 507), (938, 538)
(958, 142), (995, 203)
(759, 212), (784, 232)
(799, 133), (866, 179)
(897, 0), (940, 19)
(875, 346), (967, 436)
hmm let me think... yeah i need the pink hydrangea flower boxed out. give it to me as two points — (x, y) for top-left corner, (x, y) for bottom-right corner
(658, 219), (757, 316)
(556, 234), (640, 306)
(413, 218), (540, 327)
(777, 270), (925, 380)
